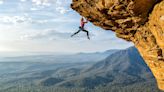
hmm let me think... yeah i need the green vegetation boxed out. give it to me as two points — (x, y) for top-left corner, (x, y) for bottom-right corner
(1, 81), (163, 92)
(0, 47), (163, 92)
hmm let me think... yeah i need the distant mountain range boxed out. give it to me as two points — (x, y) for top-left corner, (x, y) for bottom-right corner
(50, 47), (154, 88)
(0, 49), (118, 63)
(0, 47), (162, 92)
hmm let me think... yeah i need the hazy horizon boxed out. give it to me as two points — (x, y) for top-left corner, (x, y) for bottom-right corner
(0, 47), (123, 57)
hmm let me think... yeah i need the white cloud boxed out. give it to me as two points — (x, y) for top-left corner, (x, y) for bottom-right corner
(0, 0), (4, 5)
(21, 29), (71, 40)
(0, 15), (49, 24)
(32, 0), (53, 6)
(32, 0), (42, 5)
(31, 20), (48, 24)
(55, 0), (72, 14)
(31, 0), (71, 14)
(30, 7), (39, 11)
(56, 7), (71, 14)
(0, 16), (32, 24)
(20, 0), (27, 2)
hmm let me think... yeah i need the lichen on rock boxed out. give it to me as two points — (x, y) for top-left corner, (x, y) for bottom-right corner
(71, 0), (164, 90)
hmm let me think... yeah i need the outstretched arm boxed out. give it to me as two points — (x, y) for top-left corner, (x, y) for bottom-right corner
(84, 20), (88, 23)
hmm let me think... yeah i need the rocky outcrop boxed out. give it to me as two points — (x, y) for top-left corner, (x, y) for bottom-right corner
(71, 0), (164, 90)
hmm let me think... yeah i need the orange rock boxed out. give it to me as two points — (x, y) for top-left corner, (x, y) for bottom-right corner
(71, 0), (164, 90)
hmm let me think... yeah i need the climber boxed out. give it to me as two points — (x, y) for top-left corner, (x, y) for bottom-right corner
(71, 17), (90, 40)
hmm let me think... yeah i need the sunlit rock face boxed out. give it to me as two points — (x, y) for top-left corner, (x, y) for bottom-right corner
(71, 0), (164, 90)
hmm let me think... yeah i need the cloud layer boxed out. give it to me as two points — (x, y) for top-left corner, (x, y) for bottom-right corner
(21, 29), (71, 40)
(30, 0), (72, 14)
(0, 15), (31, 24)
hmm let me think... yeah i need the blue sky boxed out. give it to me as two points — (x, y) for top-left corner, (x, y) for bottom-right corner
(0, 0), (133, 53)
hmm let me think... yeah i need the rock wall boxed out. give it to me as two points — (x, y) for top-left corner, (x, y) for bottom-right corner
(71, 0), (164, 90)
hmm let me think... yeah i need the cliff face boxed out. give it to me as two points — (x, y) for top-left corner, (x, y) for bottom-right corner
(71, 0), (164, 90)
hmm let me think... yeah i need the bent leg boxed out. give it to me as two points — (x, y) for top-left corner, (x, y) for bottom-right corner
(71, 30), (81, 37)
(83, 30), (90, 40)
